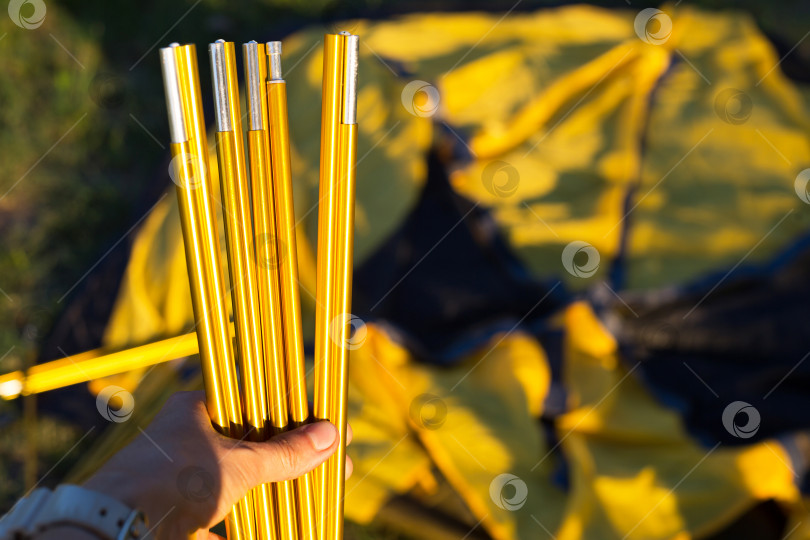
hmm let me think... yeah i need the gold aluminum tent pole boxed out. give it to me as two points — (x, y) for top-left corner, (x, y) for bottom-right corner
(159, 43), (255, 540)
(0, 332), (201, 400)
(209, 39), (276, 540)
(314, 31), (358, 540)
(265, 40), (319, 540)
(328, 34), (359, 540)
(313, 32), (345, 540)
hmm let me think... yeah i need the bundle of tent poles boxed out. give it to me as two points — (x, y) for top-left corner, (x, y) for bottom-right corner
(161, 33), (358, 540)
(0, 32), (359, 540)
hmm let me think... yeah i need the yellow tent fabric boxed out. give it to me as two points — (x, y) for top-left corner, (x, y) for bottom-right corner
(85, 5), (810, 539)
(340, 303), (800, 540)
(439, 7), (809, 291)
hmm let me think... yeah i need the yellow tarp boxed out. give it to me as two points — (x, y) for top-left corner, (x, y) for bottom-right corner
(89, 5), (810, 539)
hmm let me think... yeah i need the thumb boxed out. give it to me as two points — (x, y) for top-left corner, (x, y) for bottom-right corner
(234, 421), (339, 483)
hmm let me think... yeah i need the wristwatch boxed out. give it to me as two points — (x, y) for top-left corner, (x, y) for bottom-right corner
(0, 485), (148, 539)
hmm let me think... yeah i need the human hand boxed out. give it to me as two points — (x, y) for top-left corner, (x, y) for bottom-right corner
(83, 390), (353, 539)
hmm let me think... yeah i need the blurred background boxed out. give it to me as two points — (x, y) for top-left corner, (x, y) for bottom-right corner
(2, 0), (810, 538)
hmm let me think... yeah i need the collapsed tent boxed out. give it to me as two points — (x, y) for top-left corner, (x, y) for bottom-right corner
(69, 5), (810, 539)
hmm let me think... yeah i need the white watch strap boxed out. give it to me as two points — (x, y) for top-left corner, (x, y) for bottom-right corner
(0, 485), (147, 539)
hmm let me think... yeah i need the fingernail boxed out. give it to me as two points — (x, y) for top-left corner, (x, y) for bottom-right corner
(303, 421), (337, 451)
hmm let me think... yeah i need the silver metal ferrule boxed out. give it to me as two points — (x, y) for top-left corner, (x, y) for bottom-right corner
(159, 44), (186, 144)
(244, 40), (263, 131)
(209, 39), (231, 132)
(267, 41), (282, 81)
(342, 34), (359, 125)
